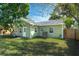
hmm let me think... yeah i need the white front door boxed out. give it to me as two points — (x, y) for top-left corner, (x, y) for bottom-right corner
(22, 27), (27, 37)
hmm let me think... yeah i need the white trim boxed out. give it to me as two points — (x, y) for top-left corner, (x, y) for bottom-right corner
(29, 26), (32, 38)
(61, 24), (64, 38)
(20, 18), (35, 25)
(22, 27), (27, 37)
(37, 23), (64, 26)
(20, 18), (64, 26)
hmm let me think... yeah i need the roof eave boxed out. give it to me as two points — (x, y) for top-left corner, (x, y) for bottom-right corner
(36, 23), (64, 26)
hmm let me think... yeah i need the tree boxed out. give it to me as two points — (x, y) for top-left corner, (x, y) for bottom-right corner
(0, 3), (29, 31)
(49, 12), (61, 20)
(50, 3), (79, 27)
(64, 17), (74, 28)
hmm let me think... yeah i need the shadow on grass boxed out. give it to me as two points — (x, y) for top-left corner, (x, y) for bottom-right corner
(0, 36), (78, 56)
(0, 40), (73, 56)
(66, 39), (79, 56)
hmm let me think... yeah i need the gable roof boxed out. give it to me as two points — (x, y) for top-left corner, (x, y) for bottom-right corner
(21, 18), (64, 26)
(35, 20), (64, 26)
(20, 17), (35, 25)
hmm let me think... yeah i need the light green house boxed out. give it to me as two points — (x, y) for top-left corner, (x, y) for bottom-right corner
(13, 18), (64, 38)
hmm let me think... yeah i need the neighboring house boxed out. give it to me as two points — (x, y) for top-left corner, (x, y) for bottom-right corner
(0, 29), (11, 35)
(13, 18), (64, 38)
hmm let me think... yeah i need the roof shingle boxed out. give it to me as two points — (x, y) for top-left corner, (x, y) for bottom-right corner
(21, 18), (64, 26)
(35, 20), (64, 26)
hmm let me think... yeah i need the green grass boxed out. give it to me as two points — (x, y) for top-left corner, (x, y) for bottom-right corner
(0, 38), (77, 56)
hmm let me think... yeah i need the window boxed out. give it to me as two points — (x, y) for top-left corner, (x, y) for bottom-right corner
(49, 28), (53, 33)
(24, 28), (27, 32)
(35, 28), (37, 32)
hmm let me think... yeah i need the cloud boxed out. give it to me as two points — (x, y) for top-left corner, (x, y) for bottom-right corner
(28, 3), (54, 22)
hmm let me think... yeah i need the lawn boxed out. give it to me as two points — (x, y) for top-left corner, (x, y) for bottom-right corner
(0, 38), (78, 56)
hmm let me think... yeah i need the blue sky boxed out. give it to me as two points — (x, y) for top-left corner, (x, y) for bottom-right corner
(27, 3), (55, 22)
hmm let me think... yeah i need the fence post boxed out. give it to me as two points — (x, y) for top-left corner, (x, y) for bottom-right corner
(75, 29), (76, 40)
(64, 29), (66, 39)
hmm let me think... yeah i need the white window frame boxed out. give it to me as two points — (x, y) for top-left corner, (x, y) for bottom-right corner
(49, 28), (53, 33)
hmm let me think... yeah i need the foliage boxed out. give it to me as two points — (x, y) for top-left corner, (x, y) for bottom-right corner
(0, 3), (29, 30)
(50, 3), (79, 27)
(64, 17), (74, 28)
(49, 12), (61, 20)
(60, 4), (79, 24)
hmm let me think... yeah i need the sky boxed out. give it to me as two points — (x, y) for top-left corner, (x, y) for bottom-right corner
(27, 3), (55, 22)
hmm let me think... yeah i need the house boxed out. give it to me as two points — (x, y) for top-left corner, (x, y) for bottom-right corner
(13, 18), (64, 38)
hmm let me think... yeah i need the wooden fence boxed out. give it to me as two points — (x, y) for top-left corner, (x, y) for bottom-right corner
(64, 28), (79, 40)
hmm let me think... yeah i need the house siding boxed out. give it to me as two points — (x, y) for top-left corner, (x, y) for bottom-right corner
(48, 25), (63, 38)
(38, 25), (63, 38)
(30, 26), (38, 38)
(13, 23), (30, 38)
(13, 24), (63, 38)
(22, 23), (30, 38)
